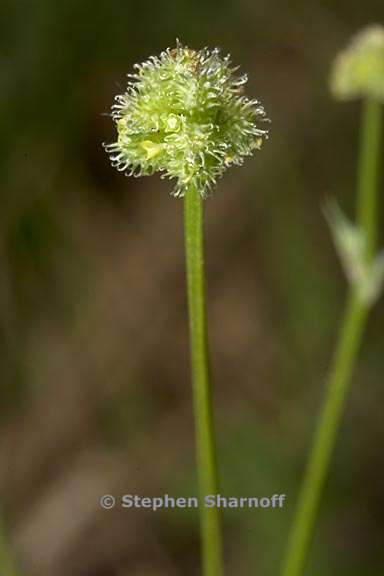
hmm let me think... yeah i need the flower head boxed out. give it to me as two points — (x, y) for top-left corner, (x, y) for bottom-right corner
(104, 42), (269, 197)
(330, 24), (384, 101)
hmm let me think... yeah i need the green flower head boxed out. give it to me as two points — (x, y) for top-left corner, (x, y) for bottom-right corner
(330, 24), (384, 101)
(104, 42), (269, 197)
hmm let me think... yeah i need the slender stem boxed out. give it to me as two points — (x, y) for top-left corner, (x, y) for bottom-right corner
(357, 98), (383, 260)
(184, 184), (223, 576)
(281, 294), (368, 576)
(281, 97), (382, 576)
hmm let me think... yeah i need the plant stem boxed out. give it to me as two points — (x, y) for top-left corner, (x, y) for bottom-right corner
(184, 184), (223, 576)
(281, 97), (382, 576)
(281, 293), (368, 576)
(357, 98), (383, 260)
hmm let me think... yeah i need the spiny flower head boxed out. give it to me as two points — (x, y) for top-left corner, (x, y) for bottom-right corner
(330, 24), (384, 101)
(104, 42), (269, 197)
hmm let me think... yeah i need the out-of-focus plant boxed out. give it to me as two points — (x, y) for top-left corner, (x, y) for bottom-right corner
(104, 41), (269, 575)
(281, 24), (384, 576)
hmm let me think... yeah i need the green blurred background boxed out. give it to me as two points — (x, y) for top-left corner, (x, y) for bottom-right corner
(1, 1), (383, 574)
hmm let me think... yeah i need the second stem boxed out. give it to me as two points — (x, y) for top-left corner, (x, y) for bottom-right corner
(281, 97), (382, 576)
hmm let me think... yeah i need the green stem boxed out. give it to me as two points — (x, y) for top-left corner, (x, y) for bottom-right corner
(281, 294), (368, 576)
(281, 97), (382, 576)
(184, 184), (223, 576)
(357, 98), (383, 260)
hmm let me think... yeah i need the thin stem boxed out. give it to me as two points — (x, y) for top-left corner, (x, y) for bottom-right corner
(281, 97), (382, 576)
(357, 98), (383, 260)
(184, 184), (223, 576)
(281, 294), (368, 576)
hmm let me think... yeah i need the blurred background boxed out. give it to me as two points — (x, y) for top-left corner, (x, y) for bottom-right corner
(1, 1), (384, 575)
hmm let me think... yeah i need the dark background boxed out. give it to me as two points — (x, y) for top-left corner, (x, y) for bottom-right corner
(1, 1), (383, 574)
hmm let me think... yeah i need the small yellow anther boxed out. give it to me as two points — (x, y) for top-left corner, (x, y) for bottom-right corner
(141, 140), (162, 159)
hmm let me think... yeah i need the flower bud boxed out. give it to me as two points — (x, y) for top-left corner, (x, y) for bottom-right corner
(330, 24), (384, 101)
(104, 42), (269, 197)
